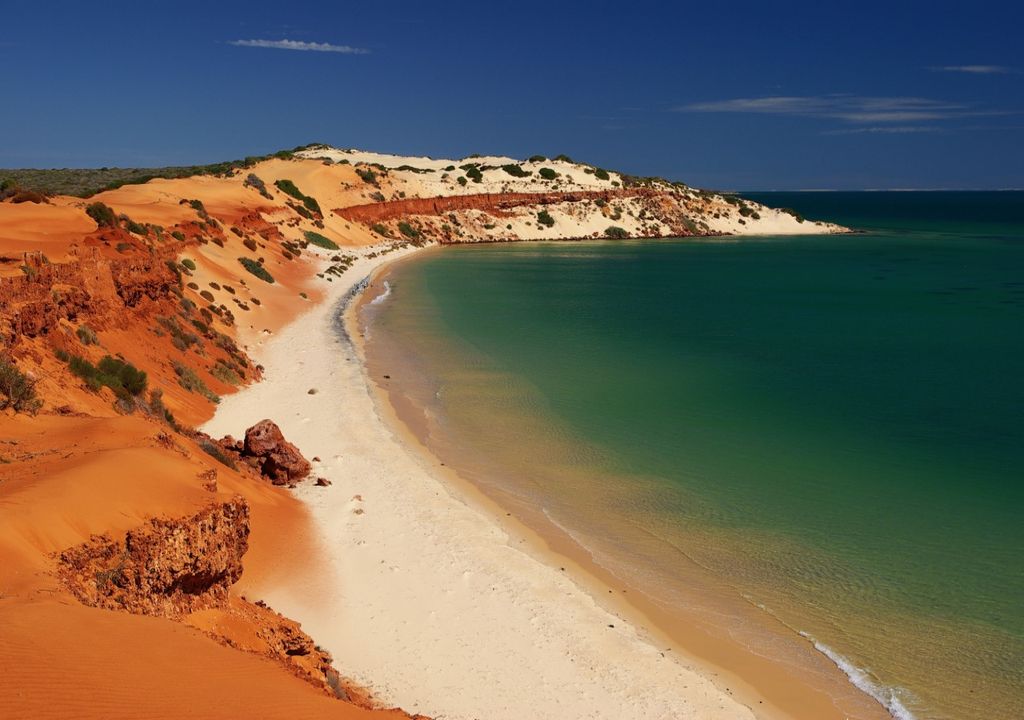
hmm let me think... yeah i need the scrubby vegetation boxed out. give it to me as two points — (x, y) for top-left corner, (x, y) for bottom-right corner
(303, 230), (339, 250)
(604, 226), (629, 239)
(274, 179), (322, 216)
(537, 210), (555, 227)
(356, 168), (379, 186)
(370, 223), (390, 237)
(0, 358), (42, 413)
(594, 168), (610, 181)
(501, 164), (532, 178)
(76, 325), (98, 346)
(238, 257), (274, 283)
(85, 202), (117, 228)
(173, 361), (219, 403)
(66, 354), (147, 400)
(538, 167), (559, 180)
(181, 258), (196, 271)
(243, 173), (273, 200)
(463, 165), (483, 183)
(398, 221), (421, 239)
(199, 439), (236, 469)
(0, 146), (312, 197)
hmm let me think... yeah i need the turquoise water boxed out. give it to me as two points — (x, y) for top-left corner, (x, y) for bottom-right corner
(369, 192), (1024, 720)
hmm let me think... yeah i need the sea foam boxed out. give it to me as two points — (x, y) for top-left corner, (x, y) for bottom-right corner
(800, 632), (918, 720)
(369, 280), (392, 305)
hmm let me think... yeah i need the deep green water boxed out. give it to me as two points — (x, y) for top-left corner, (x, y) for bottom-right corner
(370, 192), (1024, 720)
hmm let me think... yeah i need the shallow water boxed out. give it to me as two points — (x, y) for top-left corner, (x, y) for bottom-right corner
(366, 192), (1024, 720)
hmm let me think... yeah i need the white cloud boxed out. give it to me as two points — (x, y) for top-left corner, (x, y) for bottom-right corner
(932, 65), (1012, 74)
(676, 95), (970, 123)
(229, 39), (369, 54)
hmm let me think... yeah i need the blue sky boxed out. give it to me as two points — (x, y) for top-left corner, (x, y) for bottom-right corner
(2, 0), (1021, 189)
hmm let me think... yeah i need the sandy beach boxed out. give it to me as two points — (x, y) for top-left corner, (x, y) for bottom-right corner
(203, 243), (768, 720)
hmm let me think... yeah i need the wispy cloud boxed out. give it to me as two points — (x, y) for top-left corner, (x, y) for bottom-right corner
(931, 65), (1013, 74)
(229, 39), (369, 54)
(676, 95), (979, 123)
(821, 126), (942, 136)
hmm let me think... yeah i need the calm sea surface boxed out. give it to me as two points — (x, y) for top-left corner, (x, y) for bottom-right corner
(365, 192), (1024, 720)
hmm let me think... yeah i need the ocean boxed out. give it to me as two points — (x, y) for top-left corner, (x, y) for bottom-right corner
(361, 192), (1024, 720)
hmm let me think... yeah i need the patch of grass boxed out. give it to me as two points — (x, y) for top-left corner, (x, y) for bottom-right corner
(0, 358), (42, 414)
(199, 439), (235, 469)
(304, 231), (339, 250)
(238, 257), (274, 284)
(211, 361), (242, 385)
(76, 325), (98, 346)
(173, 361), (219, 403)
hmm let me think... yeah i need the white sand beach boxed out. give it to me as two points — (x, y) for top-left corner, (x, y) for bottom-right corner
(203, 244), (760, 720)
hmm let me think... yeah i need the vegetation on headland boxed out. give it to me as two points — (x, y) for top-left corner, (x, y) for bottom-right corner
(273, 179), (322, 216)
(0, 144), (324, 198)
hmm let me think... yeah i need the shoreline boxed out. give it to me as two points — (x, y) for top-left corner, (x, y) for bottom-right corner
(203, 240), (885, 720)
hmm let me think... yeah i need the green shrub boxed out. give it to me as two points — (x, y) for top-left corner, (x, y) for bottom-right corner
(124, 218), (147, 236)
(464, 166), (483, 183)
(781, 207), (805, 223)
(243, 173), (273, 200)
(181, 258), (196, 271)
(594, 168), (610, 181)
(538, 167), (558, 180)
(528, 155), (547, 162)
(0, 358), (42, 413)
(85, 202), (117, 228)
(537, 210), (555, 227)
(304, 231), (339, 250)
(242, 237), (258, 251)
(76, 325), (99, 346)
(398, 221), (420, 239)
(173, 361), (219, 403)
(274, 179), (321, 215)
(66, 354), (146, 399)
(554, 154), (573, 162)
(238, 257), (274, 283)
(605, 226), (629, 239)
(501, 164), (531, 178)
(370, 223), (390, 237)
(356, 168), (378, 186)
(171, 230), (186, 242)
(457, 176), (468, 186)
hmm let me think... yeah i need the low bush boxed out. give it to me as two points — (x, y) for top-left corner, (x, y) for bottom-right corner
(605, 226), (629, 239)
(238, 257), (274, 283)
(66, 354), (146, 400)
(554, 154), (573, 162)
(538, 167), (558, 180)
(457, 176), (468, 186)
(398, 221), (420, 239)
(537, 210), (555, 227)
(594, 168), (610, 181)
(304, 230), (339, 250)
(76, 324), (98, 346)
(463, 165), (483, 183)
(171, 230), (186, 242)
(242, 237), (258, 251)
(0, 358), (42, 413)
(181, 258), (196, 271)
(274, 179), (321, 215)
(370, 223), (390, 237)
(528, 155), (547, 162)
(173, 361), (219, 403)
(85, 202), (117, 228)
(243, 173), (273, 200)
(211, 361), (242, 385)
(124, 218), (148, 235)
(199, 439), (235, 469)
(501, 164), (531, 178)
(356, 168), (378, 186)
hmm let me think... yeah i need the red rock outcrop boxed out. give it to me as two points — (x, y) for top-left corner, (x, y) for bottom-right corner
(59, 496), (250, 616)
(333, 188), (657, 224)
(243, 419), (312, 484)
